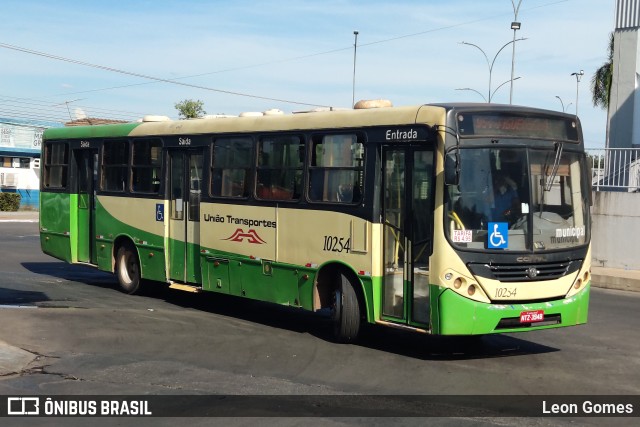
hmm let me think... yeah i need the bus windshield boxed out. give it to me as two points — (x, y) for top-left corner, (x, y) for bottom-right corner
(446, 146), (589, 252)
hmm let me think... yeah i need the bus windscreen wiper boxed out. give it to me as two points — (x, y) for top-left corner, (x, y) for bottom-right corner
(544, 141), (564, 191)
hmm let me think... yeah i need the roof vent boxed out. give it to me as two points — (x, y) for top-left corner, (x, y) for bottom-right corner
(353, 99), (393, 109)
(203, 114), (236, 119)
(239, 111), (264, 117)
(263, 109), (284, 116)
(292, 107), (350, 114)
(142, 115), (171, 122)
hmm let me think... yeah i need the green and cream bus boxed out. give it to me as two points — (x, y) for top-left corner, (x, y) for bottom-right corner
(39, 102), (591, 342)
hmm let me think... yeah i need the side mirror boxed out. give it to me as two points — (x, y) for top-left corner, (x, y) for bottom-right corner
(444, 152), (459, 186)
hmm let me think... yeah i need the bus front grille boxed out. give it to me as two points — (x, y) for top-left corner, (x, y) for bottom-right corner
(468, 260), (581, 283)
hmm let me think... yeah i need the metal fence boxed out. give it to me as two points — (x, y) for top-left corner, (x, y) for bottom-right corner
(587, 148), (640, 192)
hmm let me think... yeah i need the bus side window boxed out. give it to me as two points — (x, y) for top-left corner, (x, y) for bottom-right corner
(101, 139), (129, 193)
(210, 137), (253, 198)
(308, 134), (364, 204)
(256, 135), (303, 201)
(43, 142), (69, 189)
(131, 139), (162, 194)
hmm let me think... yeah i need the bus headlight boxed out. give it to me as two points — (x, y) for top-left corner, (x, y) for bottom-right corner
(440, 268), (490, 303)
(566, 267), (590, 298)
(467, 284), (476, 296)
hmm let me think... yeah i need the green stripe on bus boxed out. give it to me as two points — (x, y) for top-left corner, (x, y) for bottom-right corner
(43, 122), (141, 140)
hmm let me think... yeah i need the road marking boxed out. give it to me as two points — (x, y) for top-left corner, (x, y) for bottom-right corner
(0, 305), (38, 309)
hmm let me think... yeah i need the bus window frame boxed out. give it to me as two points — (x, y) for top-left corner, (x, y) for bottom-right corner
(306, 132), (366, 206)
(130, 138), (164, 195)
(42, 141), (69, 191)
(100, 138), (130, 193)
(209, 135), (255, 200)
(255, 133), (305, 202)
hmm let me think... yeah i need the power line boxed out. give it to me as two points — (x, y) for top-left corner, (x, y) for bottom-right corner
(15, 0), (569, 102)
(0, 42), (332, 109)
(0, 94), (144, 121)
(0, 0), (568, 113)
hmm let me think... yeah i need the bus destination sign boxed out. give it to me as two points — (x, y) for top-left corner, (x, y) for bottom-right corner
(457, 112), (579, 142)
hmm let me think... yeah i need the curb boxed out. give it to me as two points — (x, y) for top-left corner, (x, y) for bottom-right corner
(0, 211), (39, 221)
(591, 271), (640, 293)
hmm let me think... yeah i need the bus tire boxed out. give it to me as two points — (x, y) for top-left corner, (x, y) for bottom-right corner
(332, 274), (361, 343)
(116, 244), (142, 295)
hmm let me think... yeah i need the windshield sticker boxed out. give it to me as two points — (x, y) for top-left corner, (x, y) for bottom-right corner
(551, 226), (585, 244)
(452, 229), (473, 243)
(488, 222), (508, 249)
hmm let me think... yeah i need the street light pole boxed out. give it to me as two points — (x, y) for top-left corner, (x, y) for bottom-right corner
(352, 30), (359, 108)
(555, 95), (572, 113)
(455, 87), (487, 102)
(510, 0), (523, 104)
(571, 70), (584, 116)
(457, 77), (520, 103)
(492, 77), (520, 101)
(460, 38), (526, 103)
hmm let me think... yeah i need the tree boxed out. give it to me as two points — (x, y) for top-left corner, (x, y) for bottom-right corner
(591, 32), (614, 110)
(174, 99), (206, 119)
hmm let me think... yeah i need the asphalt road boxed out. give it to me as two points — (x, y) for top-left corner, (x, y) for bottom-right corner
(0, 220), (639, 426)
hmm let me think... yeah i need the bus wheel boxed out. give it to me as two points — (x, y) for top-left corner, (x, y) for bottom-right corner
(116, 244), (142, 294)
(331, 274), (361, 343)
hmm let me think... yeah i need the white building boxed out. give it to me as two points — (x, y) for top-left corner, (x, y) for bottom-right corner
(608, 0), (640, 149)
(0, 117), (61, 208)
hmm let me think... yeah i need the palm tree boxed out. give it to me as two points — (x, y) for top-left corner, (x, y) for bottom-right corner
(591, 32), (614, 110)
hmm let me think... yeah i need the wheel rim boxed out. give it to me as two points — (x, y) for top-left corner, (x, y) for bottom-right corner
(127, 256), (138, 281)
(119, 251), (134, 284)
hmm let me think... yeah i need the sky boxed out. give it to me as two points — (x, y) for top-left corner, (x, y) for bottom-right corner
(0, 0), (616, 148)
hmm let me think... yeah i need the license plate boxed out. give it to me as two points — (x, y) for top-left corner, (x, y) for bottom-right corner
(519, 310), (544, 323)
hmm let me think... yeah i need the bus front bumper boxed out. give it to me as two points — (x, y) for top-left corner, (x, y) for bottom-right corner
(436, 284), (590, 335)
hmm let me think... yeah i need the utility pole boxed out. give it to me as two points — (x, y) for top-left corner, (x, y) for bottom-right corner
(352, 31), (359, 108)
(510, 0), (523, 104)
(571, 70), (584, 116)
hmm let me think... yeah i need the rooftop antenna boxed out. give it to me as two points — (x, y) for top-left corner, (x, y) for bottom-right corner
(52, 98), (86, 121)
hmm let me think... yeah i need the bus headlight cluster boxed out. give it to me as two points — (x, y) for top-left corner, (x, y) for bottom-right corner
(574, 270), (590, 290)
(441, 269), (488, 302)
(566, 268), (591, 298)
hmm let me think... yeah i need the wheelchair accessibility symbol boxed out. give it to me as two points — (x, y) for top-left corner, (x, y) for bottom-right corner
(488, 222), (508, 249)
(156, 203), (164, 222)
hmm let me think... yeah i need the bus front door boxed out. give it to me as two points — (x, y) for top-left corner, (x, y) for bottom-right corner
(75, 149), (98, 264)
(168, 150), (203, 284)
(382, 147), (434, 327)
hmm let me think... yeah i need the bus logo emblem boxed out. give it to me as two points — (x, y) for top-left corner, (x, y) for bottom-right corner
(223, 228), (266, 244)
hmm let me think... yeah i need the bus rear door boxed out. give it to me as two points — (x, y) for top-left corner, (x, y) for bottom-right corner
(74, 148), (98, 264)
(168, 150), (204, 284)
